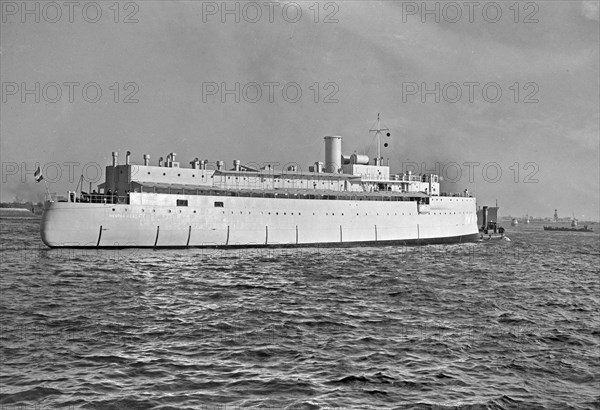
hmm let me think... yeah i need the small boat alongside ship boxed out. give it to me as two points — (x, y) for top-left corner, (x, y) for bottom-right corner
(477, 204), (506, 240)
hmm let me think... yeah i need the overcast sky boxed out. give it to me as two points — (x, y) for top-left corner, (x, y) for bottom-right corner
(1, 1), (598, 220)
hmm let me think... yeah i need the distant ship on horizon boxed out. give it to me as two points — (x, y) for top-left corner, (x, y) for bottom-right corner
(543, 209), (593, 232)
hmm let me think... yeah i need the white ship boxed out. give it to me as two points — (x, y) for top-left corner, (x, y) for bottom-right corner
(40, 116), (479, 248)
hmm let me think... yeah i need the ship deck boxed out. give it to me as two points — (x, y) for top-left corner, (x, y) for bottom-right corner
(73, 183), (473, 205)
(133, 183), (431, 202)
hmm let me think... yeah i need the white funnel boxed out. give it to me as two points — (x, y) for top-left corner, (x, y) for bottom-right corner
(324, 136), (342, 173)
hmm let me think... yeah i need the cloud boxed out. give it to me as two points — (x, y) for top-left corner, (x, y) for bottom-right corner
(582, 1), (599, 20)
(1, 2), (598, 219)
(563, 119), (600, 150)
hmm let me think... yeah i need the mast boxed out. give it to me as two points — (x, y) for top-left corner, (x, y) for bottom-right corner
(369, 113), (390, 166)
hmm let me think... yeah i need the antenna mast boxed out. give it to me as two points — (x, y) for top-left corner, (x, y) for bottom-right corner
(369, 113), (390, 166)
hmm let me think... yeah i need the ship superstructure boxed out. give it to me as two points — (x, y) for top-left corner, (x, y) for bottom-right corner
(40, 117), (479, 247)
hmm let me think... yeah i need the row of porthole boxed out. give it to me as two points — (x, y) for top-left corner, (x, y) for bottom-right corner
(225, 176), (338, 184)
(217, 211), (469, 216)
(112, 208), (474, 215)
(432, 198), (471, 201)
(222, 211), (303, 216)
(147, 171), (211, 178)
(140, 171), (384, 189)
(112, 208), (198, 214)
(220, 210), (414, 217)
(147, 171), (204, 176)
(146, 173), (337, 182)
(145, 173), (340, 183)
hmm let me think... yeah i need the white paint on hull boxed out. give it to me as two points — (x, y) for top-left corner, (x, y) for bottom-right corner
(41, 193), (478, 247)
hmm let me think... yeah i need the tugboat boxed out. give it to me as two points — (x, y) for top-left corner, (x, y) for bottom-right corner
(477, 203), (507, 240)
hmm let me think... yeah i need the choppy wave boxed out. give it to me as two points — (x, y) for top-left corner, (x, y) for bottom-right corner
(1, 218), (599, 409)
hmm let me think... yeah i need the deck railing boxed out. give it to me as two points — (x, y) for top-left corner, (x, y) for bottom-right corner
(48, 188), (472, 205)
(49, 192), (130, 204)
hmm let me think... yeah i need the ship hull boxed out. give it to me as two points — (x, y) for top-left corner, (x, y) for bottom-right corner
(41, 193), (479, 248)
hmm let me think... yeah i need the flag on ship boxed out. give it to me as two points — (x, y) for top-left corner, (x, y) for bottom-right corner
(34, 166), (44, 182)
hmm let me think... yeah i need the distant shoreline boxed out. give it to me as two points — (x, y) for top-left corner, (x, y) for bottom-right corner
(499, 218), (599, 224)
(0, 207), (41, 218)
